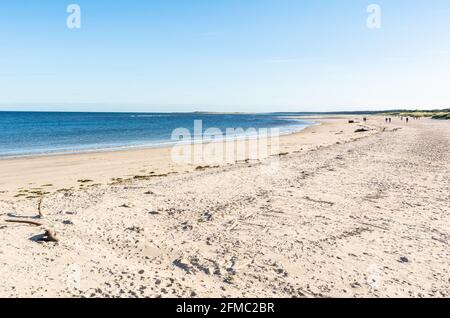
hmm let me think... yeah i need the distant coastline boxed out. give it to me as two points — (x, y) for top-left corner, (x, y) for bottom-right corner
(1, 108), (448, 116)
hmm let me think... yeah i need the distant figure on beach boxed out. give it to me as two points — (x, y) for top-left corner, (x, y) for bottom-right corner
(401, 117), (403, 121)
(389, 118), (392, 123)
(363, 117), (367, 122)
(385, 118), (388, 123)
(406, 118), (409, 123)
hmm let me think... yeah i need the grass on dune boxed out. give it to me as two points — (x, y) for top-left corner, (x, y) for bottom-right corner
(382, 109), (450, 120)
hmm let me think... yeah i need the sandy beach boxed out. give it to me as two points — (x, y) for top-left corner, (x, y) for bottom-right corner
(0, 116), (375, 201)
(1, 116), (449, 298)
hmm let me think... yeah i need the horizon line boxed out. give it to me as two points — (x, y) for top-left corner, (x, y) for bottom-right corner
(1, 108), (448, 115)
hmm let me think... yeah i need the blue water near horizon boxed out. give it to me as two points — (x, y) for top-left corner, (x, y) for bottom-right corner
(0, 111), (314, 158)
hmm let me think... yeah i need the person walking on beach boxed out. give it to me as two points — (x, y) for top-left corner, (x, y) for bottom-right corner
(389, 118), (392, 123)
(406, 118), (409, 123)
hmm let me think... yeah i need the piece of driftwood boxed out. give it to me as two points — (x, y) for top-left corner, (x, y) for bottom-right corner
(37, 196), (44, 218)
(29, 229), (59, 243)
(5, 219), (43, 226)
(4, 219), (58, 242)
(40, 230), (59, 242)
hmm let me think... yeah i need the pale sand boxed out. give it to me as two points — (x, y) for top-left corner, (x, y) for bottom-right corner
(0, 116), (449, 297)
(0, 116), (374, 200)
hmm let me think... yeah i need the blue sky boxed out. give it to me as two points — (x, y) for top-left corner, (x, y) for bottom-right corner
(0, 0), (450, 112)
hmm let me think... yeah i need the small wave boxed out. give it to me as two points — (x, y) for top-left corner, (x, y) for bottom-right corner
(132, 115), (172, 118)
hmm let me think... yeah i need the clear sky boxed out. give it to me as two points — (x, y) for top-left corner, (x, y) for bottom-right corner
(1, 0), (449, 112)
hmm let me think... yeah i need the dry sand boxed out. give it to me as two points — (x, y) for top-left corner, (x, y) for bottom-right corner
(0, 116), (449, 298)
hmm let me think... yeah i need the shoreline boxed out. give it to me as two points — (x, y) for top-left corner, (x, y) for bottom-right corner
(0, 122), (313, 161)
(0, 116), (380, 201)
(0, 112), (315, 160)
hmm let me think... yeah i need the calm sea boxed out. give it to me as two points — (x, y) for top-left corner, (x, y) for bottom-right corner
(0, 112), (313, 157)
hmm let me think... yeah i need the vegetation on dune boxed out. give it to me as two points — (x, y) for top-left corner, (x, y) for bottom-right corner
(431, 113), (450, 120)
(382, 109), (450, 120)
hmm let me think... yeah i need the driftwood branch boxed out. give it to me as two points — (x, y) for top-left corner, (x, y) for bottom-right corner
(40, 230), (59, 242)
(37, 196), (44, 218)
(4, 219), (58, 242)
(5, 219), (43, 226)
